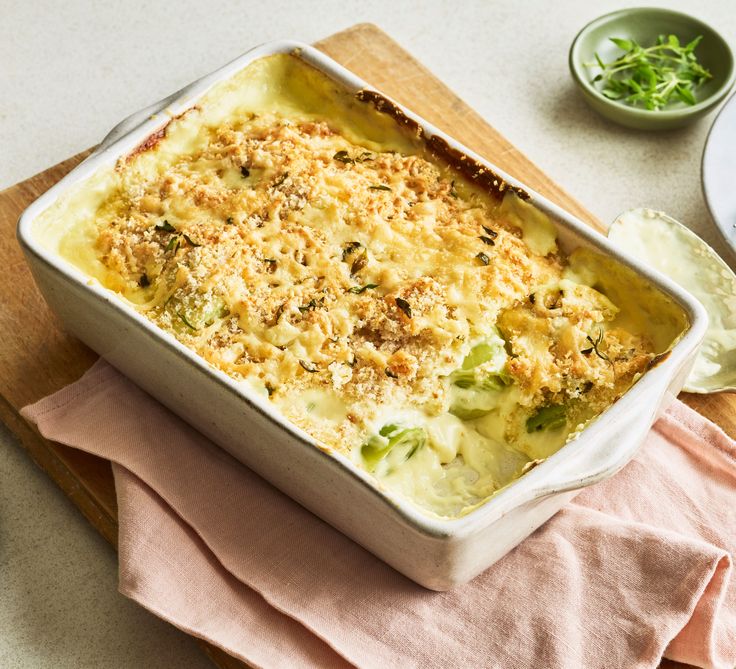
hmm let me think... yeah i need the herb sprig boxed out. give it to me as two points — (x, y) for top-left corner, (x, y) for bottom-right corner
(581, 328), (610, 362)
(348, 283), (379, 294)
(299, 360), (319, 373)
(333, 150), (374, 164)
(586, 34), (712, 110)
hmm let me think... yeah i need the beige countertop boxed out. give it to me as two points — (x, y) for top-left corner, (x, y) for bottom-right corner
(2, 1), (734, 666)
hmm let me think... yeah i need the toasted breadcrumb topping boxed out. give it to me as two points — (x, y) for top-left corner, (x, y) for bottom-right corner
(91, 112), (655, 451)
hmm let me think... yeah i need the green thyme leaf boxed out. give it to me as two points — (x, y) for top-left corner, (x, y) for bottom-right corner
(157, 220), (176, 233)
(177, 311), (197, 330)
(603, 87), (625, 100)
(299, 360), (319, 373)
(482, 225), (498, 238)
(272, 172), (289, 187)
(581, 328), (610, 362)
(684, 35), (703, 53)
(182, 233), (201, 247)
(369, 184), (391, 191)
(385, 367), (399, 379)
(355, 151), (374, 162)
(395, 297), (412, 318)
(609, 37), (634, 51)
(675, 84), (696, 105)
(333, 150), (354, 164)
(298, 298), (318, 313)
(348, 283), (379, 294)
(476, 252), (490, 266)
(480, 235), (496, 246)
(166, 236), (181, 253)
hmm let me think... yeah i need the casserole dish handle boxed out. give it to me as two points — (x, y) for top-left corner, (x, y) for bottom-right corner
(529, 450), (634, 496)
(97, 85), (191, 153)
(527, 394), (663, 498)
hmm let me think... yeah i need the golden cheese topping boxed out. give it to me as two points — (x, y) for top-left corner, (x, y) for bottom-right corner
(37, 53), (688, 518)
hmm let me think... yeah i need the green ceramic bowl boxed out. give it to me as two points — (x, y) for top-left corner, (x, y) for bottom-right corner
(569, 8), (735, 130)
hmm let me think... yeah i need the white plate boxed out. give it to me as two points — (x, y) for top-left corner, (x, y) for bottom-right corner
(702, 92), (736, 254)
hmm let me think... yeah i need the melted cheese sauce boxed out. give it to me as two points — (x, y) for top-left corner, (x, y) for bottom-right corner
(35, 54), (687, 518)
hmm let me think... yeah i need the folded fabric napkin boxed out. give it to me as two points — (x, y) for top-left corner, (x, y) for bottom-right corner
(21, 361), (736, 669)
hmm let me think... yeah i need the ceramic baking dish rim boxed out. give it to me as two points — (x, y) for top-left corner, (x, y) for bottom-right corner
(17, 40), (708, 540)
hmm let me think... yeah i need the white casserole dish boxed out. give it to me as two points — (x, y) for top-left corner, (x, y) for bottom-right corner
(17, 40), (707, 590)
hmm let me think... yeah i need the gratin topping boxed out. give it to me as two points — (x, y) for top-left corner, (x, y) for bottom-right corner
(93, 114), (652, 439)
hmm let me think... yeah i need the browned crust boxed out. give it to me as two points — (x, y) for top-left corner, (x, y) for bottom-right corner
(355, 89), (530, 202)
(122, 81), (529, 206)
(124, 123), (170, 164)
(123, 106), (200, 165)
(647, 350), (671, 370)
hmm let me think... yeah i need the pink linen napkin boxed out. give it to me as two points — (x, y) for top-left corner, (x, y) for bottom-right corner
(21, 360), (736, 669)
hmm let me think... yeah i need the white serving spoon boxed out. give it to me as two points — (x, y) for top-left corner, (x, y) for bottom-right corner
(608, 208), (736, 394)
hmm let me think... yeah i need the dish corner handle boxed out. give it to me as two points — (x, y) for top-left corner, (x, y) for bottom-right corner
(96, 85), (190, 154)
(528, 399), (661, 498)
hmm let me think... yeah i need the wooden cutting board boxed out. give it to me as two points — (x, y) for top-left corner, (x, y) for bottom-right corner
(1, 23), (730, 669)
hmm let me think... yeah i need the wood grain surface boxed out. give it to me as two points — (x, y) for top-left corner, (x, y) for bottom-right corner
(0, 22), (722, 669)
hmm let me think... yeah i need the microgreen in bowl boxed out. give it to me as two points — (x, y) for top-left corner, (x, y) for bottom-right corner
(586, 34), (712, 110)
